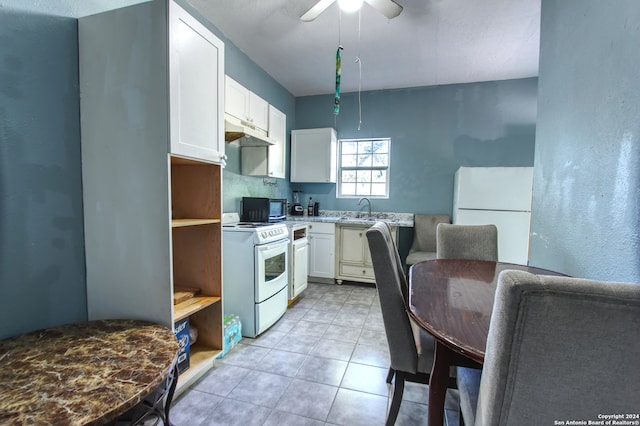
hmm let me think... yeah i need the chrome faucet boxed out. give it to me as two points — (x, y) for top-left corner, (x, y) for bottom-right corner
(357, 197), (372, 218)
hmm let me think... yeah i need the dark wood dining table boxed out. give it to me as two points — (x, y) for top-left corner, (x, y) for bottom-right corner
(0, 319), (179, 425)
(408, 259), (566, 426)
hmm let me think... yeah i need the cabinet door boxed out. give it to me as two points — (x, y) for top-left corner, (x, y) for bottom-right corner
(249, 92), (269, 132)
(339, 227), (367, 263)
(225, 76), (249, 122)
(291, 128), (337, 182)
(169, 1), (225, 164)
(267, 105), (286, 178)
(364, 232), (373, 266)
(240, 105), (286, 178)
(309, 233), (335, 278)
(363, 226), (398, 266)
(292, 239), (309, 297)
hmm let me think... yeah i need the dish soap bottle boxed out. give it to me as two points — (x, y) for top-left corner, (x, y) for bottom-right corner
(307, 197), (314, 216)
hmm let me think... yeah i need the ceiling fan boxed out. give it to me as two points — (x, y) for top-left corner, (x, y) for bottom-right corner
(300, 0), (403, 22)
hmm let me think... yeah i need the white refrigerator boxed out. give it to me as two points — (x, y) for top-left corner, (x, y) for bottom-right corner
(452, 167), (534, 265)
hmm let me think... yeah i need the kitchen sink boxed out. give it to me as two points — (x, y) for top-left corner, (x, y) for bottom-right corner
(298, 213), (407, 226)
(337, 216), (399, 224)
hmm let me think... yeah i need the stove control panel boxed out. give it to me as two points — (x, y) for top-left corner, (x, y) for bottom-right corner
(254, 225), (288, 244)
(260, 228), (285, 239)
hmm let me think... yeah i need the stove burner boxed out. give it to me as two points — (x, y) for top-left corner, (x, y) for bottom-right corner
(223, 222), (282, 229)
(235, 222), (273, 228)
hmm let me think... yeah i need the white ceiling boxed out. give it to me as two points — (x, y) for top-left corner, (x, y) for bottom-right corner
(187, 0), (541, 96)
(6, 0), (540, 97)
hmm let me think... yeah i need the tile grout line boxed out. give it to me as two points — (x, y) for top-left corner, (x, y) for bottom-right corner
(171, 282), (448, 425)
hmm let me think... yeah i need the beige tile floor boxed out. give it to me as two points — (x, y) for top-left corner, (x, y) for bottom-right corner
(170, 282), (460, 426)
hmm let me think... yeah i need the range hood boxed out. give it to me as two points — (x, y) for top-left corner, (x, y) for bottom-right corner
(224, 114), (275, 147)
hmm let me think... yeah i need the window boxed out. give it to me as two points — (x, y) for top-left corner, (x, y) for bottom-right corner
(338, 138), (390, 198)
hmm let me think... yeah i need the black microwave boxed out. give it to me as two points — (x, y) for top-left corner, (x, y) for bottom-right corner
(241, 197), (287, 222)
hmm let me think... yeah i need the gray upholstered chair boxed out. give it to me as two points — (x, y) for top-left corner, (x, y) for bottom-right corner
(435, 222), (498, 425)
(459, 270), (640, 425)
(406, 214), (450, 268)
(436, 223), (498, 262)
(366, 221), (446, 425)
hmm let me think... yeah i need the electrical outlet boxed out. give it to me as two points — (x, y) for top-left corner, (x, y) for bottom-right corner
(263, 177), (277, 186)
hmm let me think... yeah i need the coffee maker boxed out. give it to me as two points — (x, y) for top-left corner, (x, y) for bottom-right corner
(291, 190), (304, 216)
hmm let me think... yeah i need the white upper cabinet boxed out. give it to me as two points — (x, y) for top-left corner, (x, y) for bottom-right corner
(225, 77), (250, 122)
(267, 105), (286, 178)
(225, 76), (269, 132)
(169, 2), (225, 165)
(249, 92), (269, 132)
(290, 128), (337, 183)
(241, 104), (287, 178)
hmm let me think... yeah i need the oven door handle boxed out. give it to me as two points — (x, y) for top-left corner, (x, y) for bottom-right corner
(258, 239), (290, 254)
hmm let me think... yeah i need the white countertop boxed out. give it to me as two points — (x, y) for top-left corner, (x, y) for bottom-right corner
(286, 210), (414, 227)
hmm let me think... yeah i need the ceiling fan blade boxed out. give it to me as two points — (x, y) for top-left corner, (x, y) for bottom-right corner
(300, 0), (336, 21)
(364, 0), (403, 19)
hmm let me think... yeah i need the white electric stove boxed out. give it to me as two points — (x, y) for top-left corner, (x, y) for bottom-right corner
(222, 213), (289, 337)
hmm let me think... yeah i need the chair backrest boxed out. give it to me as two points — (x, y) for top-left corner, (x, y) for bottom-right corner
(476, 270), (640, 425)
(410, 214), (450, 253)
(436, 223), (498, 261)
(366, 222), (418, 373)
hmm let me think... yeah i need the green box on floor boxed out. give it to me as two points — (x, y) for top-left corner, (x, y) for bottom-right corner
(219, 314), (242, 358)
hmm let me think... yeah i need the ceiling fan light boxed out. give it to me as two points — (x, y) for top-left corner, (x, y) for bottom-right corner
(338, 0), (364, 13)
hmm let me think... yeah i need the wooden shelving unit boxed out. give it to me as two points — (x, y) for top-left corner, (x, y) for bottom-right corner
(170, 156), (223, 392)
(79, 0), (225, 397)
(172, 219), (221, 228)
(174, 296), (221, 322)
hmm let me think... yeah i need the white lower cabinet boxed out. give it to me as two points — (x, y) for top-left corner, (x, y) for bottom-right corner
(336, 224), (397, 284)
(308, 222), (335, 280)
(291, 237), (309, 298)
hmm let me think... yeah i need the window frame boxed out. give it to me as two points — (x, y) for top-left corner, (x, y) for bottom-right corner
(336, 137), (391, 199)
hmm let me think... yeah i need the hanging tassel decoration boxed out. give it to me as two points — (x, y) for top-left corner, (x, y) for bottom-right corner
(334, 45), (344, 115)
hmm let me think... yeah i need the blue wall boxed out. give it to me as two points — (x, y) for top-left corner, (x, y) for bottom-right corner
(0, 9), (87, 339)
(530, 0), (640, 282)
(294, 79), (538, 215)
(0, 0), (538, 339)
(0, 1), (295, 339)
(12, 0), (631, 340)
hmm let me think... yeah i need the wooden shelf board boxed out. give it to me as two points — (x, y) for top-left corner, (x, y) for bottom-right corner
(174, 296), (221, 322)
(171, 155), (219, 166)
(172, 218), (220, 228)
(175, 343), (221, 395)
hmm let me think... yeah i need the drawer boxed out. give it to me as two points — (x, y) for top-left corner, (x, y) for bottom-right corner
(339, 263), (375, 279)
(307, 222), (335, 234)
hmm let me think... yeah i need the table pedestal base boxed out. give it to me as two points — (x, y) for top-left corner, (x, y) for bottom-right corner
(115, 363), (178, 425)
(428, 342), (452, 426)
(428, 342), (482, 426)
